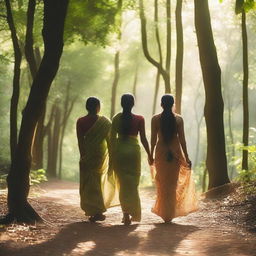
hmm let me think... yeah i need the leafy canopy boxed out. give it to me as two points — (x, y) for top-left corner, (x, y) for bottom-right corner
(235, 0), (256, 14)
(65, 0), (120, 46)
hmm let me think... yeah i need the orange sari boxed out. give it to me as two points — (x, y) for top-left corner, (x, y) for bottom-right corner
(152, 114), (198, 222)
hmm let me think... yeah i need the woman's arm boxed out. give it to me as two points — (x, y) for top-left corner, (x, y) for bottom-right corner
(110, 117), (117, 158)
(150, 116), (158, 162)
(139, 118), (153, 164)
(177, 116), (191, 167)
(76, 120), (85, 158)
(106, 129), (113, 173)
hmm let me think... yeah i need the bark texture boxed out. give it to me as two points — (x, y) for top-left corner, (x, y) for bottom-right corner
(194, 0), (230, 189)
(3, 0), (69, 223)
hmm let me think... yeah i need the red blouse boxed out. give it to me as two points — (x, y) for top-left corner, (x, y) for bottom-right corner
(76, 115), (98, 136)
(117, 114), (144, 136)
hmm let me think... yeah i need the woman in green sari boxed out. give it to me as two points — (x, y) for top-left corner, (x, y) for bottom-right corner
(111, 94), (152, 225)
(77, 97), (118, 222)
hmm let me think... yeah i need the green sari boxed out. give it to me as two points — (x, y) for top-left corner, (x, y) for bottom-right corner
(79, 116), (118, 216)
(113, 131), (141, 221)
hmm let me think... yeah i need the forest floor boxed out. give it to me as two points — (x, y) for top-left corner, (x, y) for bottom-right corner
(0, 180), (256, 256)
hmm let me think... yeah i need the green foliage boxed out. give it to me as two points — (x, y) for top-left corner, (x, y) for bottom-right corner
(0, 173), (7, 189)
(235, 0), (255, 14)
(30, 169), (48, 185)
(0, 169), (47, 189)
(194, 161), (208, 192)
(235, 145), (256, 182)
(65, 0), (120, 45)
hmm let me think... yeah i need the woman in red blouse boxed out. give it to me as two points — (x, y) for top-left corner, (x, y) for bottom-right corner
(111, 94), (152, 225)
(77, 97), (117, 222)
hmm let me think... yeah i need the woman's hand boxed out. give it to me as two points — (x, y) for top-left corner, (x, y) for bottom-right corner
(186, 158), (192, 169)
(148, 154), (154, 166)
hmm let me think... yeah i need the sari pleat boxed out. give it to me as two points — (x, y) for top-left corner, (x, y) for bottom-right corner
(80, 116), (119, 216)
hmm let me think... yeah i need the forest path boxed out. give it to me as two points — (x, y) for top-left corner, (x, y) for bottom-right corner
(1, 180), (256, 256)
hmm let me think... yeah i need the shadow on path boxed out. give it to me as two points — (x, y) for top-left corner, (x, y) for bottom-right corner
(1, 222), (139, 256)
(142, 222), (199, 255)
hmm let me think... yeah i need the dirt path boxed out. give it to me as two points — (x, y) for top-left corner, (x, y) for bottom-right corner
(1, 181), (256, 256)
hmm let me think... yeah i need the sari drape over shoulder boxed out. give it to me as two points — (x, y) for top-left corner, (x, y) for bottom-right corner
(79, 116), (119, 216)
(152, 114), (198, 222)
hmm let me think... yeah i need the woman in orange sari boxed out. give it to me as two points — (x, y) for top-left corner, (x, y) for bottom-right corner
(150, 94), (198, 223)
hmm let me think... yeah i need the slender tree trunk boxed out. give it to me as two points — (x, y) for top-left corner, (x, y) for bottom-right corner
(175, 0), (183, 114)
(152, 0), (162, 115)
(2, 0), (69, 224)
(34, 47), (42, 68)
(194, 0), (230, 189)
(110, 0), (122, 119)
(24, 1), (46, 170)
(194, 114), (203, 168)
(166, 0), (171, 75)
(132, 65), (138, 98)
(25, 0), (37, 79)
(31, 47), (45, 170)
(139, 0), (171, 93)
(227, 106), (235, 179)
(202, 167), (207, 192)
(50, 105), (61, 178)
(110, 50), (120, 118)
(46, 104), (55, 177)
(193, 80), (203, 168)
(58, 82), (76, 179)
(241, 10), (249, 171)
(152, 70), (160, 115)
(31, 108), (46, 170)
(5, 0), (22, 162)
(46, 103), (61, 178)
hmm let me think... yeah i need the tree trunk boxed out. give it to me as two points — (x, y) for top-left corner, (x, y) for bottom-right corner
(194, 114), (203, 168)
(175, 0), (183, 114)
(31, 107), (46, 170)
(58, 82), (76, 179)
(46, 103), (60, 178)
(50, 105), (61, 178)
(46, 105), (54, 177)
(202, 167), (207, 192)
(2, 0), (69, 224)
(241, 10), (249, 171)
(110, 0), (122, 119)
(152, 70), (160, 115)
(194, 0), (230, 189)
(152, 0), (162, 115)
(166, 0), (171, 75)
(110, 50), (120, 118)
(227, 106), (235, 179)
(24, 1), (46, 171)
(132, 65), (138, 98)
(139, 0), (171, 93)
(31, 47), (45, 170)
(34, 47), (42, 68)
(5, 0), (22, 162)
(25, 0), (37, 79)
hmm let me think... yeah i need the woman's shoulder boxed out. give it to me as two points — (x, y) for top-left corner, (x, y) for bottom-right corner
(175, 114), (183, 124)
(77, 115), (86, 124)
(132, 113), (144, 121)
(151, 113), (161, 121)
(100, 115), (111, 124)
(112, 112), (122, 120)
